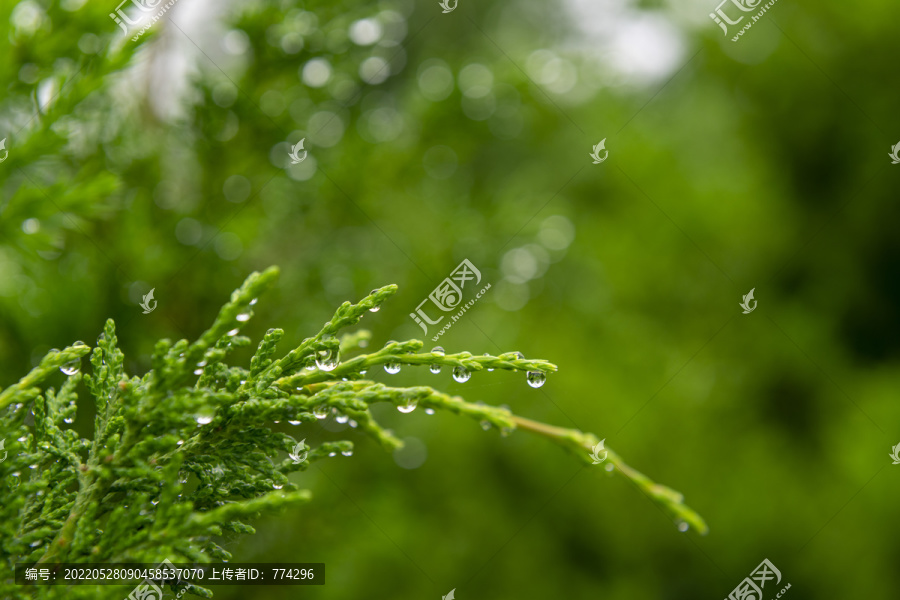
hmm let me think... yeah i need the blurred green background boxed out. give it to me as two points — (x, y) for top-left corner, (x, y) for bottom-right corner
(2, 0), (900, 597)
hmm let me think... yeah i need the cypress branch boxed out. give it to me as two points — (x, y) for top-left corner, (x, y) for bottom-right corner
(0, 267), (706, 599)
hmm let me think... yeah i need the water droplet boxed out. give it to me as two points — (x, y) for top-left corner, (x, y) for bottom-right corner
(313, 405), (328, 419)
(195, 409), (215, 425)
(452, 366), (470, 383)
(17, 436), (26, 442)
(677, 521), (689, 533)
(176, 440), (184, 446)
(397, 400), (417, 413)
(368, 290), (380, 312)
(484, 353), (494, 371)
(604, 463), (614, 472)
(236, 310), (251, 322)
(288, 420), (301, 425)
(315, 348), (339, 371)
(239, 379), (246, 385)
(384, 363), (401, 374)
(500, 427), (512, 437)
(273, 420), (280, 424)
(29, 540), (42, 547)
(429, 347), (444, 373)
(273, 483), (283, 489)
(480, 420), (491, 431)
(60, 358), (81, 376)
(151, 499), (159, 505)
(513, 351), (525, 359)
(194, 368), (203, 375)
(328, 452), (337, 457)
(96, 333), (106, 344)
(341, 450), (353, 456)
(63, 417), (74, 424)
(29, 464), (37, 469)
(249, 298), (258, 306)
(227, 328), (239, 336)
(359, 369), (368, 376)
(335, 414), (349, 424)
(349, 419), (358, 428)
(197, 360), (207, 367)
(424, 408), (435, 415)
(73, 340), (87, 347)
(526, 371), (546, 388)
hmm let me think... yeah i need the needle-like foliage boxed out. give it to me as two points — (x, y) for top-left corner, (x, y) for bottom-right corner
(0, 267), (707, 599)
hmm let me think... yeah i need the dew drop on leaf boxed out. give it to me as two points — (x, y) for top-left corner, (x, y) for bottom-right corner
(397, 400), (417, 413)
(452, 366), (470, 383)
(384, 363), (400, 374)
(315, 348), (339, 371)
(430, 346), (444, 374)
(60, 358), (81, 376)
(526, 371), (546, 388)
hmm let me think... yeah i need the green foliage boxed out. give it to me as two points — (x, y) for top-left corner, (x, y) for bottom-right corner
(0, 268), (705, 599)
